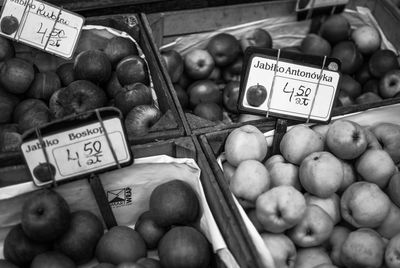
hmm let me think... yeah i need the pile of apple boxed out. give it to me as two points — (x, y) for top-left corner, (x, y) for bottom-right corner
(161, 12), (400, 124)
(222, 120), (400, 268)
(1, 179), (212, 268)
(0, 30), (162, 153)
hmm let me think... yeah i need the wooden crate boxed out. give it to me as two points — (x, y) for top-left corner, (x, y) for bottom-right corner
(146, 0), (400, 135)
(0, 13), (188, 167)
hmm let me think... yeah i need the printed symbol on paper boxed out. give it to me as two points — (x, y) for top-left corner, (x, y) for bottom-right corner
(1, 15), (19, 35)
(246, 84), (268, 107)
(33, 162), (56, 182)
(107, 187), (132, 208)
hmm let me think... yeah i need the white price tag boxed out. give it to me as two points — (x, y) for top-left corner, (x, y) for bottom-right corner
(0, 0), (84, 59)
(239, 50), (341, 123)
(21, 117), (132, 186)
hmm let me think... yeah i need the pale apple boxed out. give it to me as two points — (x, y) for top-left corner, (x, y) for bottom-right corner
(311, 124), (330, 145)
(224, 125), (268, 166)
(280, 125), (324, 165)
(237, 113), (265, 122)
(387, 172), (400, 207)
(299, 151), (343, 198)
(365, 127), (383, 150)
(338, 160), (357, 193)
(376, 202), (400, 239)
(222, 160), (236, 185)
(351, 25), (381, 54)
(267, 156), (301, 190)
(260, 233), (296, 268)
(287, 204), (334, 247)
(230, 159), (270, 208)
(256, 185), (306, 233)
(385, 233), (400, 268)
(304, 193), (341, 224)
(264, 154), (285, 170)
(379, 70), (400, 98)
(326, 225), (351, 267)
(359, 149), (396, 189)
(341, 228), (385, 268)
(341, 181), (391, 228)
(326, 119), (368, 160)
(295, 247), (332, 268)
(371, 123), (400, 164)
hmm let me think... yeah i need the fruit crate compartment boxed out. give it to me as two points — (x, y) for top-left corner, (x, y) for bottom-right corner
(0, 13), (187, 168)
(146, 0), (400, 135)
(0, 135), (259, 268)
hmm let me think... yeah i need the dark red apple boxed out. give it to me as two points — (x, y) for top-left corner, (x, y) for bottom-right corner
(74, 50), (112, 85)
(161, 49), (184, 83)
(33, 162), (56, 183)
(222, 56), (243, 82)
(240, 28), (272, 51)
(30, 251), (76, 268)
(116, 55), (149, 86)
(17, 100), (50, 133)
(355, 64), (372, 85)
(207, 66), (222, 82)
(177, 72), (193, 90)
(340, 74), (362, 99)
(336, 90), (355, 107)
(300, 33), (331, 56)
(27, 71), (61, 101)
(49, 80), (107, 119)
(0, 131), (22, 152)
(106, 72), (124, 98)
(355, 92), (382, 104)
(0, 89), (18, 123)
(13, 98), (47, 123)
(104, 36), (138, 67)
(135, 211), (168, 249)
(0, 36), (14, 61)
(173, 84), (189, 109)
(319, 14), (350, 44)
(184, 49), (215, 80)
(0, 58), (35, 94)
(187, 80), (222, 108)
(206, 33), (241, 67)
(369, 49), (400, 78)
(3, 224), (52, 267)
(0, 15), (19, 35)
(125, 105), (161, 136)
(114, 82), (153, 115)
(193, 102), (223, 122)
(223, 81), (241, 113)
(379, 69), (400, 98)
(331, 41), (363, 74)
(56, 62), (75, 87)
(363, 79), (380, 94)
(246, 84), (267, 107)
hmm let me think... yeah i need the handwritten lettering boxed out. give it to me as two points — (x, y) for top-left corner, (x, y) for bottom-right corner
(36, 4), (69, 25)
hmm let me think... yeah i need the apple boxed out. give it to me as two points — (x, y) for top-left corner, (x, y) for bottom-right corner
(331, 41), (363, 74)
(260, 233), (296, 268)
(207, 66), (222, 81)
(319, 14), (350, 44)
(385, 233), (400, 268)
(280, 125), (324, 165)
(326, 119), (368, 160)
(256, 185), (306, 233)
(369, 49), (400, 78)
(264, 154), (286, 170)
(0, 131), (22, 152)
(206, 33), (241, 67)
(294, 247), (332, 268)
(161, 49), (184, 83)
(387, 172), (400, 207)
(223, 81), (240, 113)
(94, 263), (116, 268)
(355, 91), (383, 104)
(137, 258), (161, 268)
(177, 72), (193, 90)
(340, 74), (362, 99)
(267, 156), (301, 190)
(287, 204), (334, 247)
(365, 127), (382, 150)
(341, 228), (385, 268)
(371, 122), (400, 164)
(0, 15), (19, 35)
(224, 124), (268, 166)
(27, 71), (61, 101)
(73, 49), (112, 85)
(173, 84), (189, 110)
(0, 36), (14, 61)
(104, 36), (138, 67)
(193, 102), (223, 122)
(222, 160), (235, 184)
(114, 82), (153, 115)
(311, 124), (330, 144)
(246, 209), (264, 233)
(237, 113), (265, 122)
(300, 34), (331, 56)
(184, 49), (215, 80)
(326, 225), (351, 267)
(49, 80), (107, 119)
(106, 72), (124, 98)
(96, 226), (146, 265)
(116, 263), (144, 268)
(376, 202), (400, 239)
(304, 193), (341, 224)
(0, 89), (18, 123)
(187, 80), (222, 108)
(17, 102), (50, 133)
(0, 58), (34, 94)
(222, 56), (243, 82)
(230, 159), (270, 208)
(30, 251), (76, 268)
(3, 224), (52, 267)
(355, 64), (373, 85)
(379, 69), (400, 98)
(355, 149), (396, 188)
(240, 28), (272, 51)
(55, 210), (104, 264)
(246, 84), (267, 107)
(362, 79), (380, 94)
(116, 55), (149, 86)
(21, 189), (70, 242)
(338, 160), (357, 193)
(351, 25), (381, 54)
(341, 181), (391, 228)
(336, 91), (355, 107)
(125, 105), (161, 136)
(299, 151), (343, 198)
(135, 211), (168, 249)
(56, 62), (75, 87)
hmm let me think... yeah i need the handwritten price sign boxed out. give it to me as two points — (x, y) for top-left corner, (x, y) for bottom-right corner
(239, 49), (341, 123)
(21, 117), (132, 186)
(0, 0), (84, 59)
